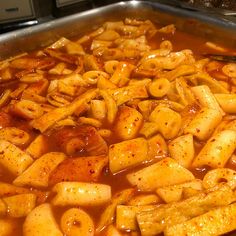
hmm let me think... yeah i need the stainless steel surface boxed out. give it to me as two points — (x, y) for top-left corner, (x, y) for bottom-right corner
(0, 1), (236, 60)
(0, 0), (35, 24)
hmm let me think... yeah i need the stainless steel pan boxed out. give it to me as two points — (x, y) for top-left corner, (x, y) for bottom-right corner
(0, 1), (236, 60)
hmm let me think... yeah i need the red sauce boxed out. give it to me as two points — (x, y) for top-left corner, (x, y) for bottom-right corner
(0, 19), (235, 236)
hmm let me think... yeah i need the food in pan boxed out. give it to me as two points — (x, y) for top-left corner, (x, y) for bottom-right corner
(0, 17), (236, 236)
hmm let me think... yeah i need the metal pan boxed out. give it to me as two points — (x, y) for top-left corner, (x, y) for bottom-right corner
(0, 1), (236, 60)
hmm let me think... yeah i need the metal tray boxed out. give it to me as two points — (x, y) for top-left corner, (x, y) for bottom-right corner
(0, 0), (236, 60)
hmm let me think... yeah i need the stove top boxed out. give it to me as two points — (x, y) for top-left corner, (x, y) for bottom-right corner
(0, 0), (235, 34)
